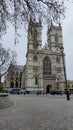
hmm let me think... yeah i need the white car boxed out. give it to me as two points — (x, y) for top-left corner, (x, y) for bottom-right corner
(19, 89), (26, 94)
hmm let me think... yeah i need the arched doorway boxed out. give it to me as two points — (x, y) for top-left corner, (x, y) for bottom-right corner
(15, 81), (18, 88)
(10, 82), (14, 88)
(46, 85), (52, 93)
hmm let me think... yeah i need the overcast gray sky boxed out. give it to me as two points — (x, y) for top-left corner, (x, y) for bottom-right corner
(0, 2), (73, 80)
(62, 2), (73, 80)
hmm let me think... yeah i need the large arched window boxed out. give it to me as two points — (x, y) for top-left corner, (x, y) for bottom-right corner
(43, 56), (51, 75)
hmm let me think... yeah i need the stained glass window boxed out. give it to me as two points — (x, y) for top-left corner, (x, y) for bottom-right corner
(43, 56), (51, 75)
(55, 34), (58, 42)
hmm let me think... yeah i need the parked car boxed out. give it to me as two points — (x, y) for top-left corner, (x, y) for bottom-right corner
(3, 88), (9, 93)
(19, 89), (26, 95)
(3, 88), (13, 93)
(25, 90), (30, 94)
(10, 88), (21, 94)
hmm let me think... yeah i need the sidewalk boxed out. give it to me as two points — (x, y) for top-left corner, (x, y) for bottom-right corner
(0, 94), (13, 109)
(0, 94), (73, 130)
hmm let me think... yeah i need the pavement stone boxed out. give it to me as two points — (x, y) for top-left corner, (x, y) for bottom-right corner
(0, 94), (13, 109)
(0, 94), (73, 130)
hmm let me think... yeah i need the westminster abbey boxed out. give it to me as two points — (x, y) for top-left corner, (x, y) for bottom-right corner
(21, 19), (67, 94)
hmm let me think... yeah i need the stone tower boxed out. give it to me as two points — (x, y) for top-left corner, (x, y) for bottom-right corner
(27, 18), (42, 51)
(47, 22), (63, 51)
(47, 23), (66, 91)
(25, 19), (43, 92)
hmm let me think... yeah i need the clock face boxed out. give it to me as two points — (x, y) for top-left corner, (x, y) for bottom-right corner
(56, 56), (60, 63)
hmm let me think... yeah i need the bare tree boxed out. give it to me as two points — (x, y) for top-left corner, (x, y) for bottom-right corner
(0, 0), (70, 38)
(0, 43), (17, 83)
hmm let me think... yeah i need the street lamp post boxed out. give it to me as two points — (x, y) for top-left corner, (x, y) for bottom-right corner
(20, 72), (22, 88)
(0, 73), (1, 84)
(38, 77), (40, 95)
(61, 46), (70, 100)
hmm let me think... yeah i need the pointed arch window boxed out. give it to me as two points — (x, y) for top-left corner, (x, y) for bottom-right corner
(35, 77), (38, 85)
(43, 56), (51, 75)
(33, 28), (37, 43)
(33, 55), (38, 62)
(55, 33), (58, 42)
(16, 71), (18, 76)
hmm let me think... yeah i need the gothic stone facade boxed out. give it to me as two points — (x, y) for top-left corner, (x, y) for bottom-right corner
(22, 20), (66, 93)
(6, 65), (23, 88)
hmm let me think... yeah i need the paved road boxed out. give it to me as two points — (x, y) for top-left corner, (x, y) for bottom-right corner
(0, 94), (73, 130)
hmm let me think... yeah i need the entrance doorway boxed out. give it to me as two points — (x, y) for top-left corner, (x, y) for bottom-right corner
(10, 82), (14, 88)
(15, 81), (18, 88)
(46, 85), (52, 93)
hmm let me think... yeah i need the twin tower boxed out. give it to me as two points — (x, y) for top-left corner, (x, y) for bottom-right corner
(27, 19), (63, 51)
(23, 19), (66, 93)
